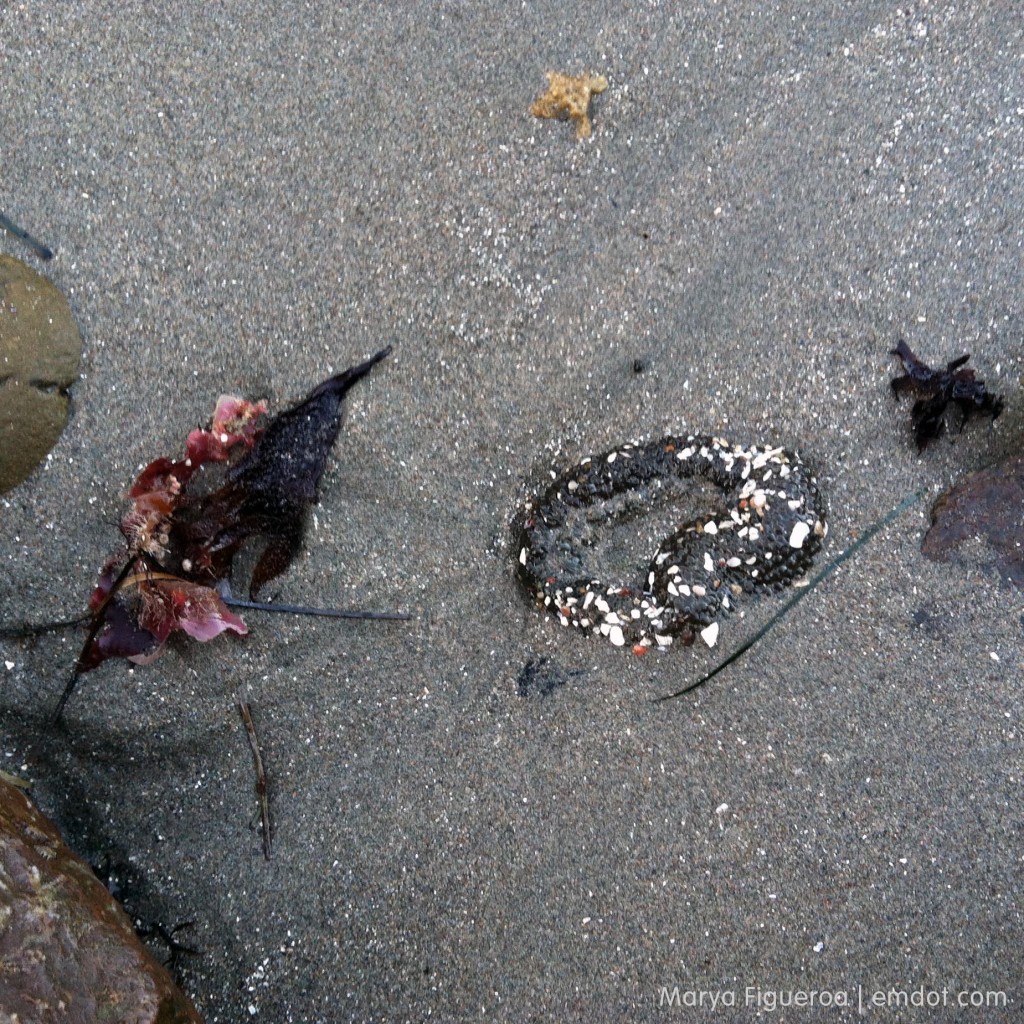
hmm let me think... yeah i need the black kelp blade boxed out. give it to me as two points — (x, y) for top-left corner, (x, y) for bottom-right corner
(179, 347), (393, 598)
(227, 346), (393, 502)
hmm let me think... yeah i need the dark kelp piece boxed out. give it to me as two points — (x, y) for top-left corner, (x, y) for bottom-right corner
(58, 348), (393, 719)
(922, 453), (1024, 587)
(177, 346), (392, 597)
(890, 339), (1004, 450)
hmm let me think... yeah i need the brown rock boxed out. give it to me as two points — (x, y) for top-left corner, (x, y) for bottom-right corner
(922, 453), (1024, 587)
(0, 255), (82, 494)
(0, 775), (203, 1024)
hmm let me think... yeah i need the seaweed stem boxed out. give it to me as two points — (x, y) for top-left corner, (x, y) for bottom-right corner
(655, 488), (928, 702)
(221, 596), (413, 621)
(0, 615), (89, 638)
(0, 210), (54, 260)
(52, 555), (143, 723)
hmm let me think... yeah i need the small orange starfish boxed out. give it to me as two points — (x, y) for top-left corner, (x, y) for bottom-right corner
(530, 71), (609, 139)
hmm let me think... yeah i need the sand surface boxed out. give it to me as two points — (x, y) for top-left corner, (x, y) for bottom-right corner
(1, 3), (1021, 1021)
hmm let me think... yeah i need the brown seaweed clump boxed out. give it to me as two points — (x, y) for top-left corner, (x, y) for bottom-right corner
(530, 71), (608, 139)
(57, 349), (392, 719)
(890, 339), (1004, 450)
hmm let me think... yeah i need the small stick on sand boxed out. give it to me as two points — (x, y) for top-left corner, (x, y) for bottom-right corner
(0, 211), (54, 260)
(237, 695), (272, 860)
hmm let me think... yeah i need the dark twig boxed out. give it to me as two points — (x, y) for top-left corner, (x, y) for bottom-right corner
(237, 695), (272, 860)
(221, 596), (413, 621)
(0, 211), (54, 260)
(655, 488), (928, 702)
(53, 555), (144, 723)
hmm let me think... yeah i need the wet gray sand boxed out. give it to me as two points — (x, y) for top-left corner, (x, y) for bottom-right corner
(1, 3), (1021, 1020)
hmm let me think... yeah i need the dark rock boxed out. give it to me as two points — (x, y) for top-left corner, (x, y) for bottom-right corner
(909, 604), (951, 639)
(0, 774), (203, 1023)
(0, 255), (82, 494)
(922, 453), (1024, 587)
(516, 656), (580, 697)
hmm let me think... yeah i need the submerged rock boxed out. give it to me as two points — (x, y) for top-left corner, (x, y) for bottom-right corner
(0, 775), (203, 1023)
(922, 453), (1024, 587)
(0, 255), (81, 493)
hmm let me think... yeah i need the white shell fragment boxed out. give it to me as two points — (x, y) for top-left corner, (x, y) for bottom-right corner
(788, 521), (811, 549)
(700, 622), (720, 648)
